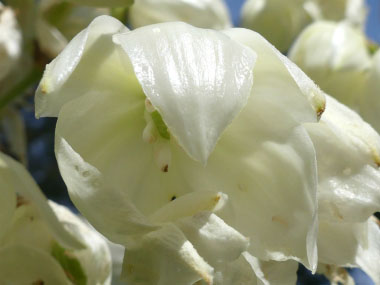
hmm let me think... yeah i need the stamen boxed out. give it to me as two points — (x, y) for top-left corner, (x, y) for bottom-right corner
(145, 99), (155, 113)
(142, 121), (157, 144)
(153, 140), (171, 173)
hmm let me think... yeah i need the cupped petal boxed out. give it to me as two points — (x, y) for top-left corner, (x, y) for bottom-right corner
(114, 22), (256, 164)
(129, 0), (232, 30)
(306, 95), (380, 223)
(0, 152), (84, 249)
(223, 27), (325, 124)
(121, 223), (214, 285)
(35, 15), (131, 118)
(0, 244), (70, 284)
(55, 91), (158, 245)
(49, 201), (112, 285)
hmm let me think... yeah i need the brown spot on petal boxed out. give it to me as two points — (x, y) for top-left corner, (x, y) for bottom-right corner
(161, 164), (168, 172)
(16, 194), (29, 208)
(32, 280), (44, 285)
(331, 203), (344, 220)
(271, 215), (288, 226)
(170, 195), (177, 201)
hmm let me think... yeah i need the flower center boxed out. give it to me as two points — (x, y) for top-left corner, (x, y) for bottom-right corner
(143, 99), (172, 172)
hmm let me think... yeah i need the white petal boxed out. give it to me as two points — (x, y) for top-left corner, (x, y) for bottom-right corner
(317, 220), (367, 266)
(121, 224), (214, 285)
(244, 253), (298, 285)
(289, 21), (371, 108)
(35, 15), (130, 118)
(240, 0), (312, 52)
(49, 201), (113, 285)
(176, 212), (249, 268)
(0, 244), (69, 284)
(306, 95), (380, 223)
(0, 152), (83, 249)
(360, 50), (380, 133)
(0, 156), (16, 240)
(129, 0), (232, 30)
(149, 191), (228, 223)
(223, 27), (325, 123)
(356, 217), (380, 284)
(65, 0), (134, 7)
(114, 22), (256, 164)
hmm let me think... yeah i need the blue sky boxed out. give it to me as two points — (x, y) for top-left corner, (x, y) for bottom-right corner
(224, 0), (380, 43)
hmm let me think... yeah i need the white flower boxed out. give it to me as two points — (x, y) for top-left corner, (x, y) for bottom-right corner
(128, 0), (232, 30)
(36, 0), (110, 57)
(35, 16), (326, 284)
(0, 152), (112, 284)
(240, 0), (312, 52)
(240, 0), (367, 52)
(305, 95), (380, 283)
(0, 3), (22, 81)
(289, 21), (371, 111)
(360, 50), (380, 133)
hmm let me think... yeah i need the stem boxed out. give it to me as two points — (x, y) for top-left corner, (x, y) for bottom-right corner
(0, 67), (43, 110)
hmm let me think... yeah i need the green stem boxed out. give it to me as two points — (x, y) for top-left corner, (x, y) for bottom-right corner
(0, 67), (43, 110)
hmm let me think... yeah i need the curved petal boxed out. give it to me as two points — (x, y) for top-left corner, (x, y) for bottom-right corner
(243, 253), (298, 285)
(176, 212), (249, 269)
(288, 21), (371, 108)
(35, 15), (131, 118)
(49, 201), (112, 285)
(0, 156), (17, 240)
(0, 244), (70, 284)
(114, 22), (256, 164)
(121, 223), (214, 285)
(0, 152), (84, 249)
(223, 27), (325, 124)
(306, 95), (380, 223)
(129, 0), (232, 30)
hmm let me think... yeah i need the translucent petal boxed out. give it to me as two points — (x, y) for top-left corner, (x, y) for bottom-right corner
(176, 212), (249, 268)
(289, 21), (371, 108)
(0, 152), (84, 249)
(114, 22), (256, 164)
(244, 252), (298, 285)
(55, 91), (160, 244)
(121, 224), (214, 285)
(129, 0), (232, 30)
(356, 217), (380, 284)
(0, 244), (69, 284)
(317, 220), (367, 266)
(49, 201), (112, 285)
(35, 15), (131, 118)
(306, 95), (380, 223)
(223, 28), (325, 124)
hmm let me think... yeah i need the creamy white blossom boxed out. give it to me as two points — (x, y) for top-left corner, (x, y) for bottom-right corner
(129, 0), (232, 30)
(36, 0), (109, 57)
(35, 15), (326, 284)
(289, 21), (371, 111)
(241, 0), (367, 52)
(0, 152), (112, 284)
(0, 2), (22, 80)
(305, 95), (380, 283)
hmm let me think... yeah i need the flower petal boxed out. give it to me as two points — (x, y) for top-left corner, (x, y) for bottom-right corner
(0, 244), (69, 284)
(35, 15), (130, 118)
(129, 0), (232, 30)
(114, 22), (256, 164)
(121, 223), (214, 285)
(223, 27), (325, 123)
(49, 201), (112, 285)
(0, 157), (16, 240)
(0, 152), (84, 249)
(176, 212), (249, 269)
(306, 95), (380, 223)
